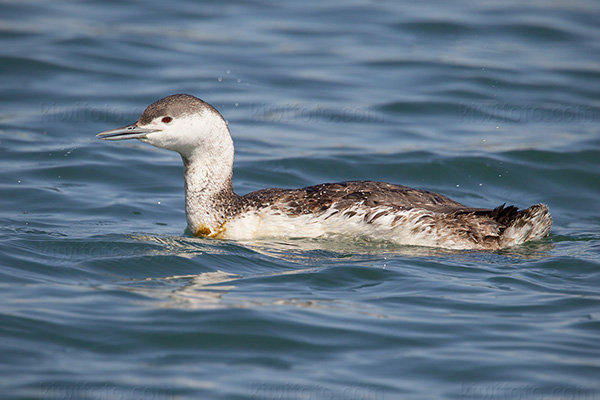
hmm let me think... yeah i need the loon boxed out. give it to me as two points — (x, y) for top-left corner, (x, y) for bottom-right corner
(97, 94), (552, 250)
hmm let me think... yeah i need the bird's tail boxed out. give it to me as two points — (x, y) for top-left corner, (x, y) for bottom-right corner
(499, 204), (552, 247)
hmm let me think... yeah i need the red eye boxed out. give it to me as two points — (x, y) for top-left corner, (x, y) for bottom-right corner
(162, 116), (172, 123)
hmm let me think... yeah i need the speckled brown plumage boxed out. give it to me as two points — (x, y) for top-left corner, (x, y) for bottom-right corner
(240, 181), (462, 214)
(98, 94), (552, 249)
(221, 180), (545, 249)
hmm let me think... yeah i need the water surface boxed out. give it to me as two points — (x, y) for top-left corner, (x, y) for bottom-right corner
(1, 0), (599, 399)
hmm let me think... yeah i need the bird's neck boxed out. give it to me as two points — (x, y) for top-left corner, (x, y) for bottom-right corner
(181, 138), (241, 237)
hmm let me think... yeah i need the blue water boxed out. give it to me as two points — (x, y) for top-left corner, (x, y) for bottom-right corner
(1, 0), (600, 399)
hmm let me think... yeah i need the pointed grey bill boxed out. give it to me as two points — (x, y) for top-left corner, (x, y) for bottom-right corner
(96, 123), (157, 140)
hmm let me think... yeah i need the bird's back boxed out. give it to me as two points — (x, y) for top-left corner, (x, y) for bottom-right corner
(227, 181), (551, 249)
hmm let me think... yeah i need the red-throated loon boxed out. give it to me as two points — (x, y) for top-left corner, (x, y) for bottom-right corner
(97, 94), (552, 250)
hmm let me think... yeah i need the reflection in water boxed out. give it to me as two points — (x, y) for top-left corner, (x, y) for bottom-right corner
(143, 271), (241, 309)
(124, 267), (329, 310)
(120, 233), (555, 310)
(131, 267), (388, 319)
(129, 232), (554, 262)
(131, 232), (467, 259)
(127, 233), (226, 259)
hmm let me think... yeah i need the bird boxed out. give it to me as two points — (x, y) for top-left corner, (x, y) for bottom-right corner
(97, 94), (552, 250)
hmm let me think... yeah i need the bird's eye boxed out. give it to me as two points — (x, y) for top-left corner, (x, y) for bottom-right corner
(162, 116), (173, 123)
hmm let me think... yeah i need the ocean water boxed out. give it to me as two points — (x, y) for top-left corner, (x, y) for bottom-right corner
(1, 0), (599, 399)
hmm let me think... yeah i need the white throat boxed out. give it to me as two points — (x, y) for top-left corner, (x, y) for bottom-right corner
(179, 120), (238, 235)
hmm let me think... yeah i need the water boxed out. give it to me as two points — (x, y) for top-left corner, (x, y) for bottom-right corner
(1, 0), (599, 399)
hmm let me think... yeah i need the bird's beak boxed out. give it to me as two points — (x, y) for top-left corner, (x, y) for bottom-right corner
(96, 123), (157, 141)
